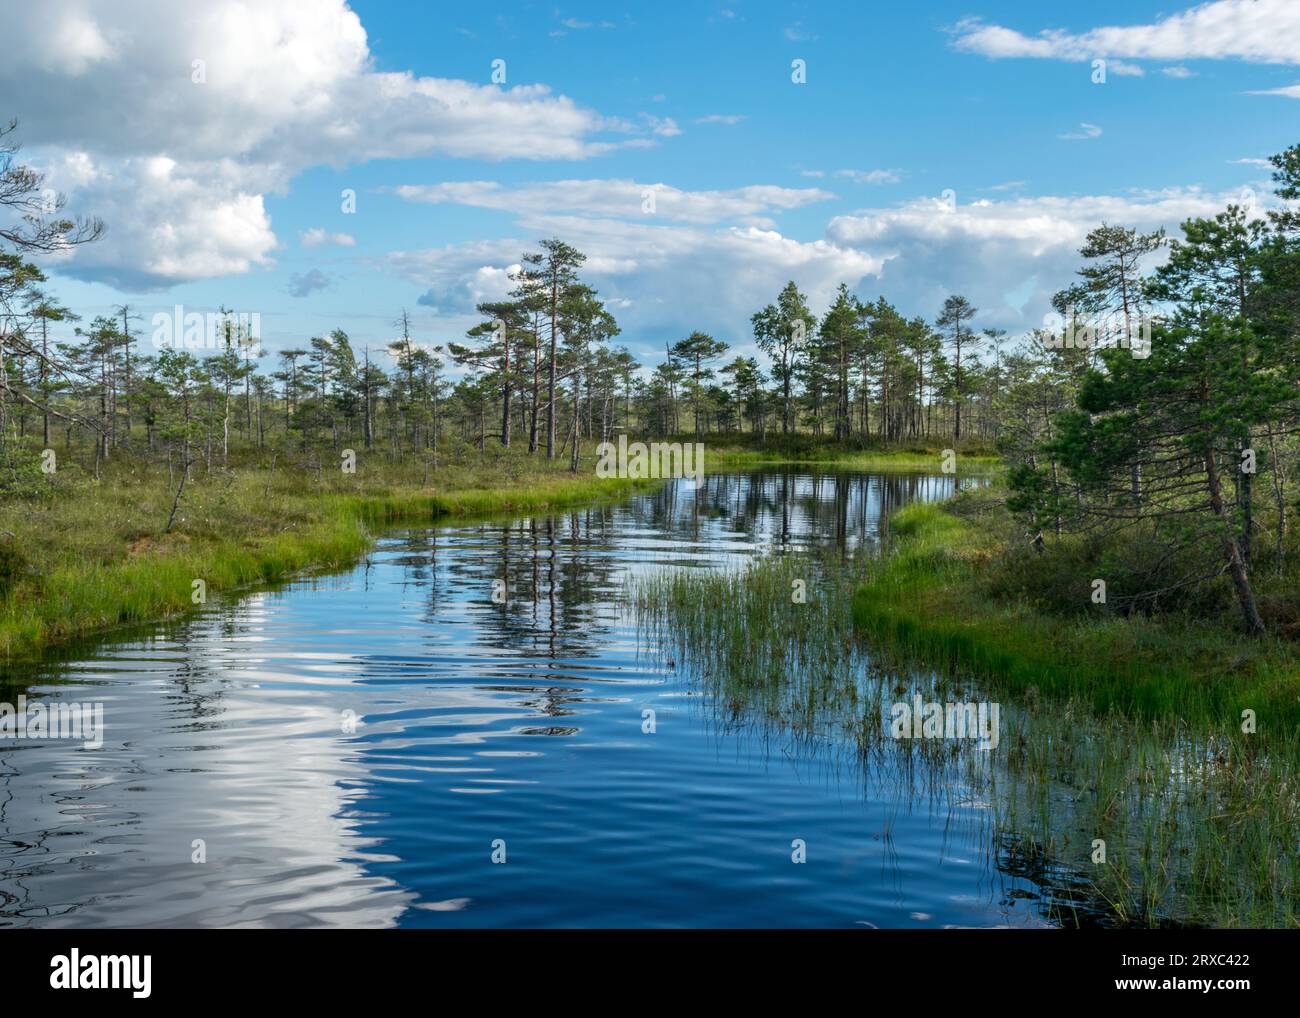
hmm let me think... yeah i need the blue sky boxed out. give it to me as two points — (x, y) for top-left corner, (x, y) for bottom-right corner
(7, 0), (1300, 373)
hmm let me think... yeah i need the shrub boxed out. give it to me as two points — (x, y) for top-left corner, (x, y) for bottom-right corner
(0, 538), (29, 595)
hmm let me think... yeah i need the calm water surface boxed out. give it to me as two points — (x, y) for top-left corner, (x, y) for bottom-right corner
(0, 470), (1071, 928)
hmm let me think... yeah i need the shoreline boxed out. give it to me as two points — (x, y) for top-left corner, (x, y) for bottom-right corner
(0, 464), (659, 668)
(851, 499), (1300, 732)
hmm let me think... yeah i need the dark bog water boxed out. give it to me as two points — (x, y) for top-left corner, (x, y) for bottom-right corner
(0, 470), (1068, 928)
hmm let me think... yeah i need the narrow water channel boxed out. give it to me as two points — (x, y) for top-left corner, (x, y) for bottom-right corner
(0, 470), (1082, 929)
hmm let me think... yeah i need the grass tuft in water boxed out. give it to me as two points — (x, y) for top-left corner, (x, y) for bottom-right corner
(628, 540), (1300, 928)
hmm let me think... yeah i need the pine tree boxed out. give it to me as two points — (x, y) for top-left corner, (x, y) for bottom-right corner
(752, 281), (813, 435)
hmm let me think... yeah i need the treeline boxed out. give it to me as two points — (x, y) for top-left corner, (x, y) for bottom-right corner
(0, 245), (1020, 485)
(0, 267), (1013, 477)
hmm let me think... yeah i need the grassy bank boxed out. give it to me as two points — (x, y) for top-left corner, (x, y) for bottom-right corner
(0, 449), (656, 664)
(628, 510), (1300, 926)
(845, 496), (1300, 926)
(851, 497), (1300, 730)
(657, 433), (1004, 473)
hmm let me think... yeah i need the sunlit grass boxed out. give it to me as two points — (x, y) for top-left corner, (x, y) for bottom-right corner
(695, 434), (1003, 474)
(0, 444), (657, 663)
(852, 500), (1300, 728)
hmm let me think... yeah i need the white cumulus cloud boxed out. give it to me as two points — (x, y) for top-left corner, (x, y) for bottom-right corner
(300, 228), (356, 248)
(2, 0), (631, 288)
(951, 1), (1300, 66)
(383, 217), (880, 350)
(826, 188), (1258, 331)
(391, 180), (835, 225)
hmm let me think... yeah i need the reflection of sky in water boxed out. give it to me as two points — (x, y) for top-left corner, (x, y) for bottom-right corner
(0, 470), (1063, 929)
